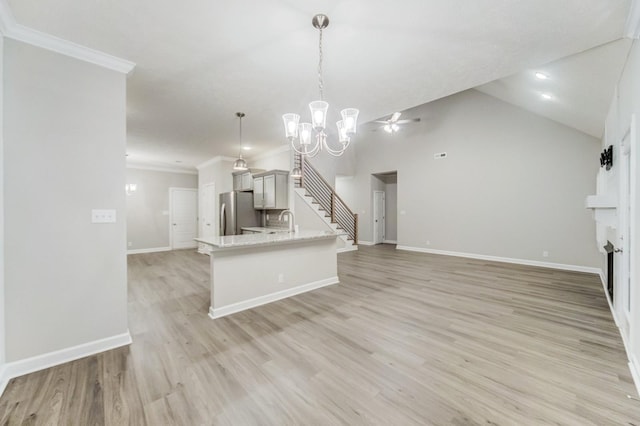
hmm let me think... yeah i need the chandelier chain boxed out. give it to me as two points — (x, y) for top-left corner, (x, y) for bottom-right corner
(318, 27), (324, 101)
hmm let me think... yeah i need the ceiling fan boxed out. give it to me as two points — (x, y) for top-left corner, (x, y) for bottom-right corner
(374, 112), (420, 133)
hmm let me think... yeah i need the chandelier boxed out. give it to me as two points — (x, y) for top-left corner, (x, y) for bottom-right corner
(282, 14), (359, 158)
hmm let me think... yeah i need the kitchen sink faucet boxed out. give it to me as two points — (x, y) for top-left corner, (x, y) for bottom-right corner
(279, 210), (295, 232)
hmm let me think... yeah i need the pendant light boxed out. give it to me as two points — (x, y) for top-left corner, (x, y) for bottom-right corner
(233, 112), (248, 170)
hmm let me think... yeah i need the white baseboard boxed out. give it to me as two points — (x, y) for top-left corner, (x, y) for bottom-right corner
(630, 356), (640, 398)
(358, 240), (374, 246)
(597, 274), (640, 397)
(209, 277), (339, 319)
(127, 246), (171, 255)
(0, 330), (132, 397)
(338, 246), (358, 253)
(383, 240), (398, 244)
(598, 272), (618, 327)
(395, 245), (601, 275)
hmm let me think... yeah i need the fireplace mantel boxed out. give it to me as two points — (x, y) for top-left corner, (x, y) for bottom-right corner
(585, 195), (617, 228)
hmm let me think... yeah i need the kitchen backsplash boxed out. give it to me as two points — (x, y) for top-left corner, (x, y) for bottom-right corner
(265, 210), (288, 228)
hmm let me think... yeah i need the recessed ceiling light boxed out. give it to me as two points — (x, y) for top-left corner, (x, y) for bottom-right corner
(540, 93), (553, 100)
(175, 160), (182, 163)
(535, 72), (549, 80)
(242, 146), (252, 151)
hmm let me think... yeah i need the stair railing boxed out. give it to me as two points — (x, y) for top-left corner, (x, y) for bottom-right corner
(293, 153), (358, 244)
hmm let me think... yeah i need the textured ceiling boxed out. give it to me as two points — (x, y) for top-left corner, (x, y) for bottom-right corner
(476, 38), (632, 139)
(7, 0), (632, 170)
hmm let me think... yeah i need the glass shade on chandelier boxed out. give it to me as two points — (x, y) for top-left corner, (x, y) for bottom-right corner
(282, 14), (359, 157)
(282, 106), (359, 157)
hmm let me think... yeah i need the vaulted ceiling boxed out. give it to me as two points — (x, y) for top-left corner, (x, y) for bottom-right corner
(7, 0), (633, 170)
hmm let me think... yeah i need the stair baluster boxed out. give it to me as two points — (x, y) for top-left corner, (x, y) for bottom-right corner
(294, 153), (358, 245)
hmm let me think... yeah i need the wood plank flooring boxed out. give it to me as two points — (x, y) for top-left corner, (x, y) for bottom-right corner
(0, 245), (638, 425)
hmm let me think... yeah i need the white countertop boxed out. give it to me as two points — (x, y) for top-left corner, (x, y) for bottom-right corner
(195, 229), (338, 250)
(241, 226), (289, 233)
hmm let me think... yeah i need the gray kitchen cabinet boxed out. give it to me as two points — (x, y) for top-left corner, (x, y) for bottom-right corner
(232, 169), (264, 191)
(253, 170), (289, 209)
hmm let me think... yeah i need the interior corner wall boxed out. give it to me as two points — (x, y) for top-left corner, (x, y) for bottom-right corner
(198, 158), (234, 237)
(0, 33), (5, 373)
(339, 89), (601, 268)
(126, 168), (197, 251)
(4, 39), (128, 361)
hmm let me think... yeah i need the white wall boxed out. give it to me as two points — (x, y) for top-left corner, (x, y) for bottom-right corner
(337, 89), (601, 268)
(249, 147), (290, 171)
(601, 38), (640, 392)
(4, 40), (128, 361)
(126, 168), (197, 251)
(197, 157), (235, 238)
(0, 33), (5, 376)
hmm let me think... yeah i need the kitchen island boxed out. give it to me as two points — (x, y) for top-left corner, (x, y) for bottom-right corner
(195, 230), (339, 319)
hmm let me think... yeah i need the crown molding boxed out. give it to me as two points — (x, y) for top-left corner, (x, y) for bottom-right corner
(625, 0), (640, 39)
(0, 0), (135, 75)
(0, 0), (12, 36)
(196, 156), (236, 170)
(126, 163), (198, 175)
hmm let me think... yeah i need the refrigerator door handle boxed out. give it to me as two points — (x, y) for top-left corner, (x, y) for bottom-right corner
(220, 203), (226, 236)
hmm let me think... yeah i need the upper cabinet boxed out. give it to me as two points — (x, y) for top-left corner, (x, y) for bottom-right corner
(253, 170), (289, 209)
(232, 169), (264, 191)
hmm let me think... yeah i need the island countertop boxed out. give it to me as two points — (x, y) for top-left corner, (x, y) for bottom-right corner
(195, 229), (338, 250)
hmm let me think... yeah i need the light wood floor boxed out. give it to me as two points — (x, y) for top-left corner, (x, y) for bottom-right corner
(0, 245), (638, 425)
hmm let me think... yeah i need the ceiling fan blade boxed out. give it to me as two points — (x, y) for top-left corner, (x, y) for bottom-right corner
(373, 120), (389, 124)
(395, 118), (421, 124)
(390, 112), (402, 122)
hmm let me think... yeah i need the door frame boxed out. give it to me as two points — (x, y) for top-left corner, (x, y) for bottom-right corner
(169, 187), (198, 250)
(618, 114), (636, 328)
(373, 190), (385, 245)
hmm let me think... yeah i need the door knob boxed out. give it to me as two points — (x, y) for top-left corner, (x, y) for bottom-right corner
(173, 223), (177, 226)
(614, 248), (623, 253)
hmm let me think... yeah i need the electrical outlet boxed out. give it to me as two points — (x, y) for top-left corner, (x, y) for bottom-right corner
(542, 251), (549, 257)
(127, 242), (132, 247)
(426, 240), (431, 246)
(91, 209), (116, 223)
(278, 273), (284, 283)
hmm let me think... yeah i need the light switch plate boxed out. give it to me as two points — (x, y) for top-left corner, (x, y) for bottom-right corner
(92, 209), (116, 223)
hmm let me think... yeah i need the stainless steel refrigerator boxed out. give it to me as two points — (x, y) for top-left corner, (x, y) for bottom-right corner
(219, 191), (261, 236)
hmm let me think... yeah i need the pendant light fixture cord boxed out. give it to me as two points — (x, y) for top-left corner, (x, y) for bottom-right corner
(238, 114), (243, 157)
(318, 26), (324, 101)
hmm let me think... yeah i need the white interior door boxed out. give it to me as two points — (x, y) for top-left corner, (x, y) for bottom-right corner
(170, 188), (198, 249)
(199, 183), (215, 254)
(373, 191), (385, 244)
(619, 116), (635, 327)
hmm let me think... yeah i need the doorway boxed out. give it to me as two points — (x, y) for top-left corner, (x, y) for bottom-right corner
(371, 171), (398, 245)
(170, 187), (198, 249)
(373, 191), (385, 244)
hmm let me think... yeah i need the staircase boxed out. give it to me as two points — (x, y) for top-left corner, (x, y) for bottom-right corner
(293, 154), (358, 252)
